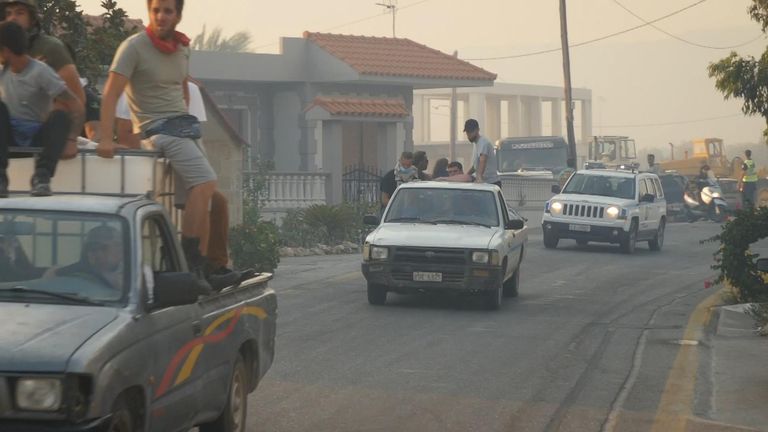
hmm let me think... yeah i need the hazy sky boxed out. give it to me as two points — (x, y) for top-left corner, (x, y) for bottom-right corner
(77, 0), (767, 155)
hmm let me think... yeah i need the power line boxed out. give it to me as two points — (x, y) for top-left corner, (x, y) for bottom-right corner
(601, 113), (747, 128)
(612, 0), (764, 50)
(463, 0), (710, 61)
(252, 0), (430, 51)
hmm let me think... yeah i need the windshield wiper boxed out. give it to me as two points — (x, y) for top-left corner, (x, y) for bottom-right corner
(429, 219), (492, 228)
(387, 217), (436, 224)
(0, 286), (105, 306)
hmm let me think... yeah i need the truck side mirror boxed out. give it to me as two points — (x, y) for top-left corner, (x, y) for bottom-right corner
(506, 219), (525, 230)
(363, 215), (380, 226)
(153, 272), (200, 309)
(551, 185), (562, 194)
(758, 258), (768, 273)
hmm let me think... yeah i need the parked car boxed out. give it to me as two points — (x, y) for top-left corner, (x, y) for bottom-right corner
(542, 168), (667, 254)
(0, 193), (276, 431)
(361, 182), (527, 310)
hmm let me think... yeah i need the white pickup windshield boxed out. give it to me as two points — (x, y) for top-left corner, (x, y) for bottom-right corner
(0, 212), (129, 306)
(385, 188), (499, 227)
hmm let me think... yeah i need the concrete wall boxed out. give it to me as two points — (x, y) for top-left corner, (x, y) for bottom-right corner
(200, 123), (244, 226)
(273, 91), (302, 172)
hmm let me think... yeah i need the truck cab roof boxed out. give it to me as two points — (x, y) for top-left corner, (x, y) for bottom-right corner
(0, 194), (155, 215)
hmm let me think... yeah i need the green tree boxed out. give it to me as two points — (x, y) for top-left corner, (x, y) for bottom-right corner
(192, 25), (252, 52)
(708, 0), (768, 137)
(36, 0), (138, 83)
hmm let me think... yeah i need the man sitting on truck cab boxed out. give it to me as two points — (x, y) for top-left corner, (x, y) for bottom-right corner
(0, 21), (83, 198)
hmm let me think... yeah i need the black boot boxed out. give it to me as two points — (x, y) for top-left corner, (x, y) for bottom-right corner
(181, 237), (213, 295)
(206, 265), (242, 291)
(30, 169), (52, 197)
(0, 170), (7, 198)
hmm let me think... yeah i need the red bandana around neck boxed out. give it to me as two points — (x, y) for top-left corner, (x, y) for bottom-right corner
(145, 26), (190, 54)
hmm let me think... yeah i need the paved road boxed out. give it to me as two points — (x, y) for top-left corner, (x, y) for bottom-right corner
(244, 221), (744, 432)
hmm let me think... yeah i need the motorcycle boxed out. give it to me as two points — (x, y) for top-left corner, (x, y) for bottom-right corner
(683, 178), (729, 223)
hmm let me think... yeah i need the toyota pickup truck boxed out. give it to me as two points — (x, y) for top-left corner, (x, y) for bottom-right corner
(0, 152), (277, 432)
(362, 182), (527, 310)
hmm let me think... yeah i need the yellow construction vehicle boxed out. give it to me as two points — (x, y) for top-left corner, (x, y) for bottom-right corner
(658, 138), (743, 178)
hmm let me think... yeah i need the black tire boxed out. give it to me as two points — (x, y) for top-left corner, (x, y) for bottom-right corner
(649, 220), (665, 251)
(576, 239), (589, 247)
(503, 267), (520, 298)
(200, 355), (248, 432)
(108, 397), (134, 432)
(543, 232), (559, 249)
(367, 283), (387, 306)
(485, 282), (503, 310)
(620, 221), (638, 254)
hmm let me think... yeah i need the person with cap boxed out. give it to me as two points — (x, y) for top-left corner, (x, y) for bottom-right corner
(464, 118), (500, 187)
(0, 20), (84, 197)
(2, 0), (85, 158)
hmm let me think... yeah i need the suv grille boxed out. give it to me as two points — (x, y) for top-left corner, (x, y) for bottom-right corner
(563, 203), (605, 219)
(392, 247), (468, 265)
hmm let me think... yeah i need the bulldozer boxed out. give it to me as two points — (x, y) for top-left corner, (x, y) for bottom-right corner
(658, 138), (743, 178)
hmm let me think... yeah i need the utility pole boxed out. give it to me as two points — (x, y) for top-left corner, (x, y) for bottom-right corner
(449, 50), (458, 161)
(376, 0), (398, 37)
(559, 0), (578, 169)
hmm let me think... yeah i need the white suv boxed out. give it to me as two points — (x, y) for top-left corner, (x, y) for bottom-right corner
(542, 169), (667, 254)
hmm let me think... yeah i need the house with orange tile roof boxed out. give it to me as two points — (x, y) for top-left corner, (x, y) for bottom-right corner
(190, 31), (496, 210)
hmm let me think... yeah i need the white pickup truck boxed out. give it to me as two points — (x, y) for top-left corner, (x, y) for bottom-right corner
(361, 182), (528, 310)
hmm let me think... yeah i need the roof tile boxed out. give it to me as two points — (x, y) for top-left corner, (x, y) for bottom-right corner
(304, 32), (496, 82)
(307, 96), (410, 117)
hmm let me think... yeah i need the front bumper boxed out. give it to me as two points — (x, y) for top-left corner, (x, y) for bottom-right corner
(542, 220), (630, 244)
(0, 416), (111, 432)
(362, 262), (502, 294)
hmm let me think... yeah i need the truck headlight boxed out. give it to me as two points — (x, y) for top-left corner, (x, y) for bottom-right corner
(472, 251), (490, 264)
(370, 246), (389, 260)
(550, 201), (563, 215)
(473, 251), (500, 265)
(16, 378), (63, 411)
(606, 206), (620, 219)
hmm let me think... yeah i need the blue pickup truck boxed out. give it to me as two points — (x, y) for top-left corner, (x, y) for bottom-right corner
(0, 154), (277, 432)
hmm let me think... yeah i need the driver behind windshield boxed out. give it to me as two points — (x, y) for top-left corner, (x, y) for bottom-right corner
(53, 225), (124, 290)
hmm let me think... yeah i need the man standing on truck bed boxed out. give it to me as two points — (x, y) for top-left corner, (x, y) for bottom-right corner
(464, 118), (500, 187)
(97, 0), (235, 292)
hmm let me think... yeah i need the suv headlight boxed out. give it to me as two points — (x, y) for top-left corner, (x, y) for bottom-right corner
(16, 378), (63, 411)
(370, 246), (389, 261)
(550, 201), (563, 215)
(606, 206), (620, 219)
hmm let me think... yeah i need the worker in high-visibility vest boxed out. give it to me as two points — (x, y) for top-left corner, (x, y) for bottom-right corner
(739, 149), (758, 208)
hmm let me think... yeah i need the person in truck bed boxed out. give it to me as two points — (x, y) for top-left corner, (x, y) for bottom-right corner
(0, 20), (84, 198)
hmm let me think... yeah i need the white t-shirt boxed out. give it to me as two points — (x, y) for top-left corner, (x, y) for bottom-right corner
(116, 80), (207, 123)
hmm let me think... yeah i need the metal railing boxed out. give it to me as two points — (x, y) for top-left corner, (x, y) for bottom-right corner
(500, 177), (557, 207)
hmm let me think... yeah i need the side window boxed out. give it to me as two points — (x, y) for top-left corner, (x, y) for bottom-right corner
(653, 178), (664, 199)
(638, 179), (649, 199)
(498, 192), (510, 226)
(644, 179), (657, 197)
(141, 216), (179, 274)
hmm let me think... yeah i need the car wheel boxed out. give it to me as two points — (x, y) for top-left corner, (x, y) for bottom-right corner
(620, 221), (638, 254)
(649, 220), (665, 251)
(200, 355), (248, 432)
(503, 267), (520, 298)
(576, 239), (589, 247)
(485, 281), (503, 310)
(108, 397), (134, 432)
(367, 283), (387, 306)
(543, 232), (559, 249)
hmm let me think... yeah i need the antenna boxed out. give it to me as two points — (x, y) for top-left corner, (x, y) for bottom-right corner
(376, 0), (397, 37)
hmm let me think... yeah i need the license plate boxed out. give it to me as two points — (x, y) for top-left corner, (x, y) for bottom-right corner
(569, 224), (591, 232)
(413, 272), (442, 282)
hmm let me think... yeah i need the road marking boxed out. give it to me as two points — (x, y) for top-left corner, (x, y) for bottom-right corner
(649, 290), (721, 432)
